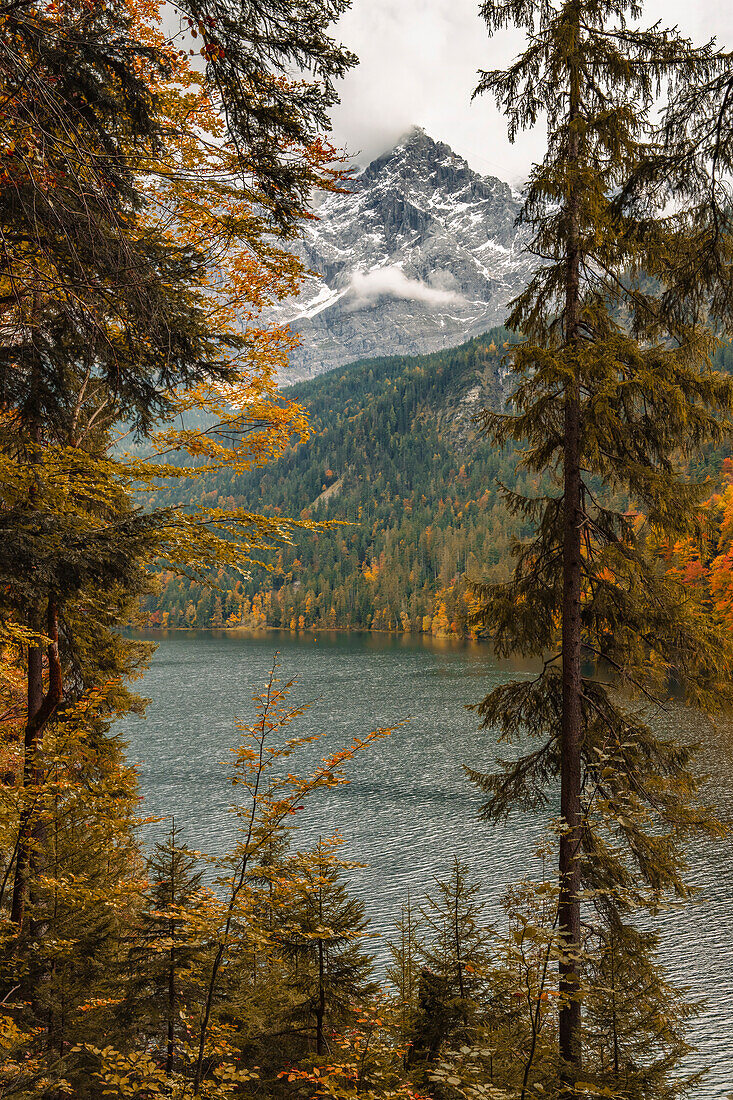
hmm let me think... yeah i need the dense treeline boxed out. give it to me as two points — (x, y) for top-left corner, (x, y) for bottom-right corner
(141, 335), (733, 636)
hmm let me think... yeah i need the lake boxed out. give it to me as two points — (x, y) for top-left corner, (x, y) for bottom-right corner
(120, 629), (733, 1098)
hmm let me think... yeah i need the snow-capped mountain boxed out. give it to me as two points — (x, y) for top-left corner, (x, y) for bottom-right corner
(274, 127), (531, 381)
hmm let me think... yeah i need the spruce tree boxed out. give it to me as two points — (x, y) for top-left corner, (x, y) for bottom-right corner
(123, 821), (207, 1077)
(419, 858), (491, 1039)
(387, 890), (422, 1051)
(632, 56), (733, 332)
(403, 860), (492, 1078)
(280, 837), (375, 1057)
(471, 0), (733, 1092)
(583, 915), (700, 1098)
(0, 678), (146, 1094)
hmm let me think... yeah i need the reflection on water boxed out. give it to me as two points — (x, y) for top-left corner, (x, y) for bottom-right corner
(120, 629), (733, 1099)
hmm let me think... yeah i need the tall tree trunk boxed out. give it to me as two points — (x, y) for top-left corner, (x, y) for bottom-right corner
(610, 930), (619, 1077)
(11, 597), (62, 930)
(316, 936), (325, 1056)
(558, 6), (584, 1087)
(10, 640), (43, 928)
(167, 940), (176, 1074)
(167, 820), (176, 1076)
(559, 381), (583, 1081)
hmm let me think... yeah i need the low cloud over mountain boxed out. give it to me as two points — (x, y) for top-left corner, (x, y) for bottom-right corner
(346, 265), (462, 309)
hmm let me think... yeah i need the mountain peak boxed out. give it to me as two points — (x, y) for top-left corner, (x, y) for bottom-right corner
(362, 126), (468, 183)
(271, 129), (532, 380)
(394, 124), (433, 150)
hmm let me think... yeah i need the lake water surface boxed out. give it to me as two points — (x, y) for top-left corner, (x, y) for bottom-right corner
(120, 629), (733, 1099)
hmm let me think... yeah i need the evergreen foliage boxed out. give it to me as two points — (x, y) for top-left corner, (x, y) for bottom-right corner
(400, 859), (493, 1084)
(469, 0), (733, 1092)
(280, 838), (375, 1056)
(1, 0), (732, 1096)
(418, 858), (492, 1040)
(121, 822), (207, 1075)
(387, 892), (422, 1050)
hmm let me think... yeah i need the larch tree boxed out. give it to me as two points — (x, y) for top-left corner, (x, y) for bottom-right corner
(189, 661), (389, 1093)
(471, 0), (733, 1093)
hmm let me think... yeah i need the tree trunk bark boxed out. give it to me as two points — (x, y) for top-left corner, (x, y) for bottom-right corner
(11, 598), (62, 930)
(167, 942), (176, 1076)
(558, 8), (584, 1087)
(167, 822), (176, 1076)
(10, 641), (43, 927)
(559, 381), (583, 1082)
(316, 936), (326, 1055)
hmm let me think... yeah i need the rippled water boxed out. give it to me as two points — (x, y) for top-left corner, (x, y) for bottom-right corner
(120, 629), (733, 1099)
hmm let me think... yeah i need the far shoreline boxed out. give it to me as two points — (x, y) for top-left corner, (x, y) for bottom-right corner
(125, 623), (490, 650)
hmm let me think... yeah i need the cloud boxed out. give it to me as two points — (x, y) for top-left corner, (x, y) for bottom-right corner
(347, 266), (461, 309)
(329, 0), (733, 187)
(329, 0), (544, 185)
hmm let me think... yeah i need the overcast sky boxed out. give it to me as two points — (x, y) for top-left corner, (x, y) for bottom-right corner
(327, 0), (733, 185)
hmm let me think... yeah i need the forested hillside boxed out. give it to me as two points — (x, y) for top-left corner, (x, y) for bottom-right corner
(142, 329), (524, 634)
(141, 332), (733, 636)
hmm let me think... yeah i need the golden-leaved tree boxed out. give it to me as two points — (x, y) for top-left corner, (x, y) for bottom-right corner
(0, 0), (359, 1084)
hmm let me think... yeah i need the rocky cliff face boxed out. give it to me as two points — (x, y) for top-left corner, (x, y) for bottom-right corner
(273, 127), (530, 381)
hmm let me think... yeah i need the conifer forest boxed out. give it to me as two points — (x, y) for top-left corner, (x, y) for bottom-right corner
(4, 0), (733, 1097)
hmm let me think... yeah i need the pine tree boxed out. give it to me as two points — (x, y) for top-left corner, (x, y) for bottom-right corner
(406, 968), (453, 1071)
(583, 914), (700, 1098)
(170, 0), (356, 236)
(634, 56), (733, 332)
(387, 890), (422, 1051)
(400, 859), (493, 1083)
(471, 0), (733, 1092)
(0, 444), (162, 932)
(0, 0), (220, 932)
(0, 677), (147, 1095)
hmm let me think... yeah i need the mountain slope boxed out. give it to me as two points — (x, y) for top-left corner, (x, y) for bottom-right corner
(273, 128), (532, 381)
(142, 328), (530, 634)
